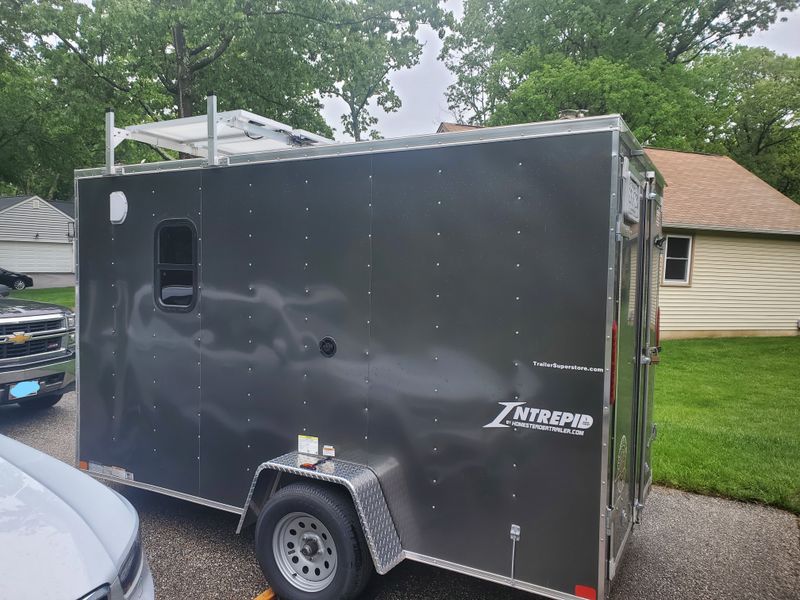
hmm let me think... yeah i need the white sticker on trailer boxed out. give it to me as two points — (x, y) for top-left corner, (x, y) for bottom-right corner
(298, 435), (319, 456)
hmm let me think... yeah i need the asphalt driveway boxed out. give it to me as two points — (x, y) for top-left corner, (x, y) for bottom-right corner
(1, 392), (798, 600)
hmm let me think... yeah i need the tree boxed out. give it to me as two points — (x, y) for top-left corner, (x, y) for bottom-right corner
(442, 0), (798, 124)
(488, 56), (718, 150)
(315, 0), (447, 140)
(696, 47), (800, 201)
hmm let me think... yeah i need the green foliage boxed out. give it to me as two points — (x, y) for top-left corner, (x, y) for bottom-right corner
(654, 337), (800, 514)
(0, 0), (446, 197)
(489, 57), (714, 149)
(696, 47), (800, 199)
(444, 0), (800, 202)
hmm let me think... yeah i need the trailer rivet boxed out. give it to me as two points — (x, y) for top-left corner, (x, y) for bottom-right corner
(434, 388), (438, 393)
(365, 378), (369, 383)
(517, 196), (522, 201)
(305, 236), (309, 240)
(432, 506), (436, 509)
(515, 331), (519, 335)
(435, 262), (440, 267)
(434, 418), (438, 423)
(512, 494), (516, 498)
(515, 263), (520, 268)
(433, 479), (437, 484)
(434, 356), (438, 361)
(364, 436), (368, 440)
(436, 232), (441, 236)
(518, 162), (523, 166)
(438, 169), (442, 174)
(513, 464), (517, 468)
(435, 325), (439, 329)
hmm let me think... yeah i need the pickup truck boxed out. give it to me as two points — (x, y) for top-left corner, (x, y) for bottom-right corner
(0, 297), (75, 409)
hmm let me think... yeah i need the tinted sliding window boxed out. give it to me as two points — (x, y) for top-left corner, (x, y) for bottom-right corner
(156, 221), (197, 309)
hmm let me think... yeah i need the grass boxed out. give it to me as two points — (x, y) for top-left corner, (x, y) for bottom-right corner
(653, 336), (800, 514)
(9, 286), (75, 310)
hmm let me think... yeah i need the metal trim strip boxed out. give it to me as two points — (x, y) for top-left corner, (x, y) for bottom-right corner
(88, 472), (243, 515)
(0, 314), (65, 324)
(404, 552), (586, 600)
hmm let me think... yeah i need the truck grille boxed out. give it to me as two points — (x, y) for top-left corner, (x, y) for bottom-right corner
(0, 317), (66, 363)
(0, 318), (63, 335)
(0, 338), (61, 359)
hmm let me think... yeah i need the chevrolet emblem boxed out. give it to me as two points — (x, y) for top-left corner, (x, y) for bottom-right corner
(6, 332), (32, 345)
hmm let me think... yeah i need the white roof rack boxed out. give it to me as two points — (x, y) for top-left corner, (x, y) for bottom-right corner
(104, 95), (334, 173)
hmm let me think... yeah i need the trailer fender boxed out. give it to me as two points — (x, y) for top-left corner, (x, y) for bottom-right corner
(236, 451), (404, 575)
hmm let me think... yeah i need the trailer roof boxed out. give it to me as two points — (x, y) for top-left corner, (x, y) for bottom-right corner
(78, 113), (662, 186)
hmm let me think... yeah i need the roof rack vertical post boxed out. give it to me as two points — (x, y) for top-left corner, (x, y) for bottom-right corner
(105, 108), (115, 175)
(207, 92), (218, 166)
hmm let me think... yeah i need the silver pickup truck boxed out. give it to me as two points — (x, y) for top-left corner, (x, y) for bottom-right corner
(0, 297), (76, 408)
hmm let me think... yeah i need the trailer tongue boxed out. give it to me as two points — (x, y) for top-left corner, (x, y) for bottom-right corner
(76, 101), (663, 600)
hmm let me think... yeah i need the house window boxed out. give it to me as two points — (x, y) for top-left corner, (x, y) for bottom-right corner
(155, 221), (197, 310)
(663, 235), (692, 284)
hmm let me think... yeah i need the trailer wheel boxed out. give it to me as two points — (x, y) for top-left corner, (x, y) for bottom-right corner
(255, 482), (371, 600)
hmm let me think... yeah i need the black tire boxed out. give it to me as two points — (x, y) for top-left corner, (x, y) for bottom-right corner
(12, 279), (26, 290)
(255, 482), (372, 600)
(18, 393), (63, 410)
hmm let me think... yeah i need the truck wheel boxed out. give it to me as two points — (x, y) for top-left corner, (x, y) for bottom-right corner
(255, 482), (372, 600)
(18, 394), (63, 410)
(12, 279), (26, 290)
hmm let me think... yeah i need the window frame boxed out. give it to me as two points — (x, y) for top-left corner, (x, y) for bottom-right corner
(662, 234), (693, 286)
(154, 219), (198, 312)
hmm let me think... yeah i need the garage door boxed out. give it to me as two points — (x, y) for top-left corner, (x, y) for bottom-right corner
(0, 241), (74, 273)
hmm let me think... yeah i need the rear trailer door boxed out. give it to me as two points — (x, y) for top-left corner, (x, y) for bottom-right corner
(608, 156), (653, 577)
(637, 181), (663, 505)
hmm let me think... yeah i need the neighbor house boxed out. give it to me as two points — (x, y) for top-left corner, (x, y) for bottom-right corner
(0, 195), (75, 273)
(436, 122), (800, 339)
(645, 148), (800, 339)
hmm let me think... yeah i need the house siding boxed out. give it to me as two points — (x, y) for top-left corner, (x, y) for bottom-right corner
(0, 197), (72, 243)
(660, 232), (800, 338)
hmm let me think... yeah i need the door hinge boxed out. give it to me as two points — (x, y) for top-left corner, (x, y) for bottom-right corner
(605, 506), (613, 536)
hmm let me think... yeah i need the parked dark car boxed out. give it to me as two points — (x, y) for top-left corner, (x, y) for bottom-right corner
(0, 268), (33, 291)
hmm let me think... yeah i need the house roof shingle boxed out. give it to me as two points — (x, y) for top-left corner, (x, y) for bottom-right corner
(645, 148), (800, 235)
(0, 195), (74, 219)
(436, 122), (482, 133)
(0, 195), (34, 213)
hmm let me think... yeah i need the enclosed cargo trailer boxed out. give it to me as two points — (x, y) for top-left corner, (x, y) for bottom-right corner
(75, 102), (664, 600)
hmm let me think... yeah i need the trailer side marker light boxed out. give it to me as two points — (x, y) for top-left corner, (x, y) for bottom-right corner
(610, 320), (618, 406)
(574, 584), (597, 600)
(253, 588), (275, 600)
(79, 460), (88, 470)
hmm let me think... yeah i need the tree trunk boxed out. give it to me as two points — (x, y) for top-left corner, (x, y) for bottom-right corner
(172, 23), (193, 117)
(351, 107), (361, 142)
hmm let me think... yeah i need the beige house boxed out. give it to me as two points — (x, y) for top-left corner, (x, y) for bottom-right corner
(436, 122), (800, 339)
(646, 149), (800, 339)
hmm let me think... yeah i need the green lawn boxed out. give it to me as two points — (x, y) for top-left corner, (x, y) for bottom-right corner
(654, 336), (800, 514)
(9, 286), (75, 310)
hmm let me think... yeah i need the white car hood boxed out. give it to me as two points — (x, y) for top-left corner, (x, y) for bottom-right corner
(0, 435), (137, 599)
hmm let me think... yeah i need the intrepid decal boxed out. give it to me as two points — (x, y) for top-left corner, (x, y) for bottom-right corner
(484, 401), (594, 436)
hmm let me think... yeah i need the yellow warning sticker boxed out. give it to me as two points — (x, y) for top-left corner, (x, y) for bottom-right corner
(298, 435), (319, 455)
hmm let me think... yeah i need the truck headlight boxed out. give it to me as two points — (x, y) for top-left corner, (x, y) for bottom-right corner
(118, 533), (143, 594)
(66, 312), (76, 329)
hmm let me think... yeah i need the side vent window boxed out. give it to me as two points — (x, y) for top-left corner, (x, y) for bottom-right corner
(156, 221), (197, 310)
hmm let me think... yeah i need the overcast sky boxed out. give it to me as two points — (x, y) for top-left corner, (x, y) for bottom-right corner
(321, 5), (800, 140)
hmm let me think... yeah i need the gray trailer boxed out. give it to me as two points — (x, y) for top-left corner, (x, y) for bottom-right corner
(75, 101), (664, 600)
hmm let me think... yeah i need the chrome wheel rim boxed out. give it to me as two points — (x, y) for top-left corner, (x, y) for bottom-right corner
(12, 280), (25, 290)
(273, 511), (337, 592)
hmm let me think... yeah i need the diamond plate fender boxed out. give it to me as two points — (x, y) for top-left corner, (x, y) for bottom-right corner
(236, 452), (404, 575)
